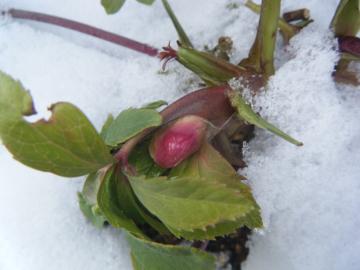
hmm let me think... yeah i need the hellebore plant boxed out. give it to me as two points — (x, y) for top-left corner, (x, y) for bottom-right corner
(0, 71), (262, 269)
(0, 1), (304, 269)
(1, 0), (357, 269)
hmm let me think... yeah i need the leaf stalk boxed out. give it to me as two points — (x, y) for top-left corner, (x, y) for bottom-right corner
(4, 8), (159, 57)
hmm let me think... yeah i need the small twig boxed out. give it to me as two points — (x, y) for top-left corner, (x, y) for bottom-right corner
(283, 8), (310, 22)
(4, 8), (159, 57)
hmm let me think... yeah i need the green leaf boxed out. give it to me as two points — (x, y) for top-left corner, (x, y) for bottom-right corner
(161, 0), (193, 48)
(128, 173), (261, 239)
(114, 166), (169, 234)
(96, 162), (168, 235)
(78, 192), (107, 228)
(170, 142), (244, 182)
(141, 100), (168, 110)
(168, 143), (262, 239)
(126, 232), (216, 270)
(78, 171), (107, 228)
(170, 142), (250, 192)
(167, 210), (261, 240)
(0, 71), (113, 177)
(82, 172), (104, 205)
(330, 0), (360, 36)
(100, 114), (114, 140)
(101, 0), (126, 14)
(104, 108), (162, 147)
(128, 140), (167, 178)
(116, 171), (147, 224)
(137, 0), (156, 5)
(228, 90), (303, 146)
(97, 165), (146, 238)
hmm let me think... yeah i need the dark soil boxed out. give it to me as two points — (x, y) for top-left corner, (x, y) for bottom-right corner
(192, 227), (251, 270)
(141, 222), (251, 270)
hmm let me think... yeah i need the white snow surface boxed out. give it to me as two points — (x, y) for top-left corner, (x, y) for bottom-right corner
(0, 0), (359, 270)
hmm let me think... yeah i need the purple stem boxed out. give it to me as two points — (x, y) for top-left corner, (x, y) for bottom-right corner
(338, 36), (360, 58)
(5, 8), (159, 57)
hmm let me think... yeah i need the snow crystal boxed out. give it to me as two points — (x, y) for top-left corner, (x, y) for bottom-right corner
(0, 0), (359, 270)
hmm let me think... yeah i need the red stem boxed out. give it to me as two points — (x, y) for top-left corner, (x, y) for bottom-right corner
(338, 36), (360, 58)
(5, 9), (159, 57)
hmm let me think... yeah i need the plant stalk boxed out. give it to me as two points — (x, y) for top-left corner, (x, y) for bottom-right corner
(241, 0), (281, 77)
(244, 0), (299, 44)
(4, 9), (159, 57)
(161, 0), (193, 48)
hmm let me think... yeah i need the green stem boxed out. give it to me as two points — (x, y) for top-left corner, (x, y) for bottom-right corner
(245, 0), (298, 44)
(161, 0), (193, 48)
(244, 0), (261, 14)
(242, 0), (281, 77)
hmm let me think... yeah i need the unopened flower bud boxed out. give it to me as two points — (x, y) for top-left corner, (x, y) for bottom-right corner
(149, 115), (208, 168)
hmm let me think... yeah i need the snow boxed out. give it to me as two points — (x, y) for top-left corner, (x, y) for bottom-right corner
(243, 26), (360, 270)
(0, 0), (359, 270)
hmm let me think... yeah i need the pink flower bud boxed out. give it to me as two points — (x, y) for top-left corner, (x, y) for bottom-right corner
(149, 115), (208, 168)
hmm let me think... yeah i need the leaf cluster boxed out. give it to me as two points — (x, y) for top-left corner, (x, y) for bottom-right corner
(0, 71), (262, 270)
(2, 0), (359, 268)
